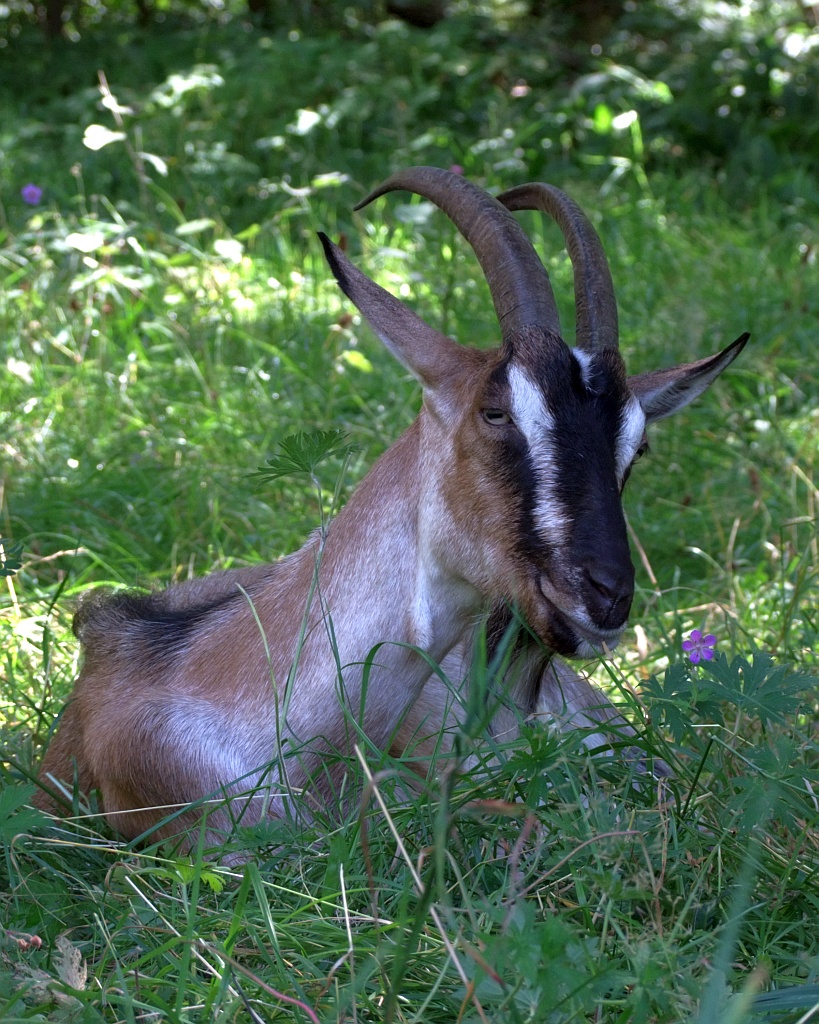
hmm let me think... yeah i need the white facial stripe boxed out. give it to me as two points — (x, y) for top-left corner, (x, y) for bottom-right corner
(507, 364), (571, 537)
(508, 363), (555, 434)
(616, 396), (646, 479)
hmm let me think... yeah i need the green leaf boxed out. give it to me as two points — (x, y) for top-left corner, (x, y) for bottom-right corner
(702, 653), (815, 725)
(0, 785), (45, 842)
(175, 218), (217, 236)
(235, 223), (261, 242)
(82, 123), (127, 151)
(253, 429), (357, 483)
(139, 150), (169, 176)
(172, 862), (226, 893)
(593, 103), (614, 133)
(0, 539), (23, 578)
(641, 662), (722, 744)
(752, 983), (819, 1015)
(310, 171), (350, 190)
(338, 349), (373, 373)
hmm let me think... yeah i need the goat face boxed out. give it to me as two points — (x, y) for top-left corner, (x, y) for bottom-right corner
(321, 167), (747, 660)
(458, 337), (638, 656)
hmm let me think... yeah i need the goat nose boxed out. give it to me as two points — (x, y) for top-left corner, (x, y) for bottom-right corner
(583, 563), (634, 628)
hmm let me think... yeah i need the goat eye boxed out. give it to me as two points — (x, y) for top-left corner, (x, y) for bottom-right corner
(635, 438), (650, 460)
(482, 408), (512, 426)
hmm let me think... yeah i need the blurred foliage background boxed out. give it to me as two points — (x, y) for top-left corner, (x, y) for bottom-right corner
(1, 0), (818, 221)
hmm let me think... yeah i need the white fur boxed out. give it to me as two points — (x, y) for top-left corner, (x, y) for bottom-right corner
(507, 363), (572, 538)
(615, 396), (646, 480)
(571, 347), (594, 389)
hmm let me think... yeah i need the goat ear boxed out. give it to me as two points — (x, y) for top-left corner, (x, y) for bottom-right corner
(319, 233), (468, 391)
(629, 333), (749, 424)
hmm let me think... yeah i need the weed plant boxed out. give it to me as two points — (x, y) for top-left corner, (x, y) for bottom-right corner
(1, 13), (818, 1023)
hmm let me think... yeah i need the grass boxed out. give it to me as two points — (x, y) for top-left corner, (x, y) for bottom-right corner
(1, 13), (818, 1023)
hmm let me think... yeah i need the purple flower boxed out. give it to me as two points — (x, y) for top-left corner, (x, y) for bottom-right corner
(449, 164), (464, 175)
(682, 629), (717, 664)
(21, 184), (43, 206)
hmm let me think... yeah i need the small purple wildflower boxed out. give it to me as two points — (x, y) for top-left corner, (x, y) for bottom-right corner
(449, 164), (464, 175)
(682, 629), (717, 664)
(21, 184), (43, 206)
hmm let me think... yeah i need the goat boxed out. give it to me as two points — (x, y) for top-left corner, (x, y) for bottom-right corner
(35, 167), (748, 845)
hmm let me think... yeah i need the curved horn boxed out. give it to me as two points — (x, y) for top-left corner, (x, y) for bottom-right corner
(497, 183), (619, 352)
(355, 166), (562, 342)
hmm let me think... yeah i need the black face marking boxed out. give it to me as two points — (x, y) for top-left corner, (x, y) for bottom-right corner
(511, 335), (630, 521)
(552, 357), (632, 567)
(493, 329), (637, 636)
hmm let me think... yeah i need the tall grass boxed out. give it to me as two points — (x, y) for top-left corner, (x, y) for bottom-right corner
(1, 16), (817, 1023)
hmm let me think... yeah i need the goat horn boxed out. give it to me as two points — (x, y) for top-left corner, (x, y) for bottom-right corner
(497, 183), (619, 352)
(354, 166), (562, 342)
